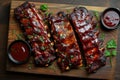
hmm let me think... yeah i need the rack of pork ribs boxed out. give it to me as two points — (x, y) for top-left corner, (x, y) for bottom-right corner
(69, 7), (106, 73)
(14, 1), (106, 73)
(48, 12), (83, 71)
(14, 2), (56, 67)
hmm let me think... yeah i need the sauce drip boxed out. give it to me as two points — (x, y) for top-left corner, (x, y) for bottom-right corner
(10, 41), (30, 62)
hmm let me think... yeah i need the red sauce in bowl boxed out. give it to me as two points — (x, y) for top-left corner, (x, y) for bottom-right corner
(103, 11), (120, 27)
(8, 40), (31, 64)
(101, 8), (120, 29)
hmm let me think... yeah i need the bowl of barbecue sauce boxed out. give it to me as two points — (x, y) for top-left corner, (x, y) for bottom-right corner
(101, 8), (120, 30)
(8, 40), (31, 64)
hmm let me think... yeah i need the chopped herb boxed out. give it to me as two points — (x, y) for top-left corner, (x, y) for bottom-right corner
(28, 64), (32, 70)
(12, 30), (24, 40)
(39, 36), (44, 43)
(45, 12), (49, 16)
(104, 50), (111, 57)
(93, 11), (99, 20)
(105, 39), (117, 67)
(48, 64), (56, 72)
(70, 55), (74, 58)
(47, 59), (50, 63)
(96, 24), (99, 29)
(69, 63), (72, 66)
(62, 59), (65, 62)
(34, 28), (41, 33)
(100, 33), (105, 40)
(27, 35), (33, 39)
(40, 46), (45, 50)
(111, 50), (117, 56)
(106, 39), (117, 49)
(16, 33), (24, 40)
(40, 4), (48, 12)
(66, 9), (70, 14)
(28, 26), (31, 28)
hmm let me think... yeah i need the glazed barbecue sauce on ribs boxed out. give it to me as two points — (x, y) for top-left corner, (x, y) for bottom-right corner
(49, 12), (83, 71)
(70, 7), (106, 73)
(14, 2), (56, 67)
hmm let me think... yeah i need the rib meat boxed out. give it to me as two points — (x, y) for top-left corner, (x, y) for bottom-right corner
(70, 7), (106, 73)
(14, 2), (56, 66)
(49, 12), (83, 71)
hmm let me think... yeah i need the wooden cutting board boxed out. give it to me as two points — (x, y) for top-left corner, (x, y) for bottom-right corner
(6, 1), (118, 79)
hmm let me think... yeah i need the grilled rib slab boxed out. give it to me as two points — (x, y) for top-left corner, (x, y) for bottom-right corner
(14, 2), (56, 66)
(49, 12), (83, 71)
(70, 7), (106, 73)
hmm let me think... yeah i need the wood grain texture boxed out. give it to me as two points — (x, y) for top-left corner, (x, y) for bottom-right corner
(6, 1), (118, 80)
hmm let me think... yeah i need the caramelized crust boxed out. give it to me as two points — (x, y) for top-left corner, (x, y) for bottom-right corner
(14, 2), (56, 66)
(70, 7), (106, 73)
(49, 12), (83, 71)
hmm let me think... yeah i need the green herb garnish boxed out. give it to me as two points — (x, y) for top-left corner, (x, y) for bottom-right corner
(105, 39), (117, 67)
(62, 59), (65, 62)
(70, 55), (74, 58)
(104, 50), (111, 57)
(69, 63), (72, 66)
(27, 35), (33, 39)
(104, 50), (113, 67)
(93, 11), (99, 20)
(40, 46), (45, 50)
(100, 33), (105, 40)
(40, 4), (48, 12)
(48, 64), (56, 72)
(96, 24), (99, 29)
(106, 39), (117, 49)
(16, 33), (24, 40)
(66, 9), (70, 14)
(45, 12), (49, 16)
(111, 50), (117, 56)
(39, 36), (44, 43)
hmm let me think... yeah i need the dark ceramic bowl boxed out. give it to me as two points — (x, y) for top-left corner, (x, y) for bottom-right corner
(8, 40), (31, 64)
(100, 7), (120, 30)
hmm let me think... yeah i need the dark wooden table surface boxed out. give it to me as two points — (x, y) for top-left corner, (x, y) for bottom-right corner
(0, 0), (120, 80)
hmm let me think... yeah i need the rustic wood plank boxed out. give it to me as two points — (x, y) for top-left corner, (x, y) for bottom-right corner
(6, 1), (118, 80)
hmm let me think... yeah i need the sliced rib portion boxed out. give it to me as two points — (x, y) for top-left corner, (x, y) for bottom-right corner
(49, 12), (83, 71)
(14, 2), (56, 66)
(70, 7), (106, 73)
